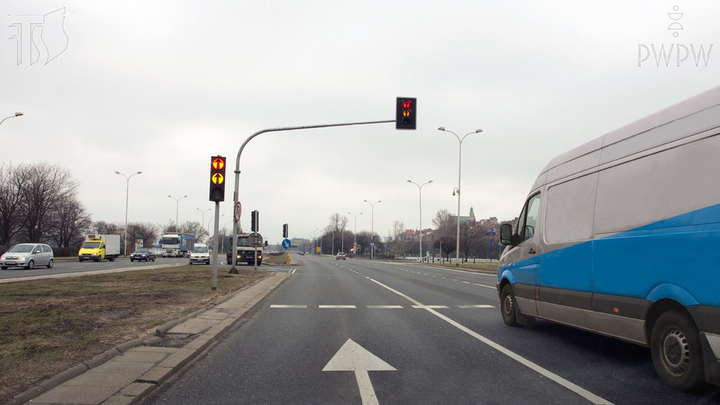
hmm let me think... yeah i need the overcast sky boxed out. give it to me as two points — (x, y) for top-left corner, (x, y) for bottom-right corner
(2, 0), (718, 245)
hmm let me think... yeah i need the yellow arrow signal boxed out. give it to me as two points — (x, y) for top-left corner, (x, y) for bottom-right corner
(212, 173), (224, 184)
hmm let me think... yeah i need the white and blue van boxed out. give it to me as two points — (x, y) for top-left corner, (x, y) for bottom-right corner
(498, 85), (720, 392)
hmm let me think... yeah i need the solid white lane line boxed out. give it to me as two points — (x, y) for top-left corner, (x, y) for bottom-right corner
(319, 305), (357, 309)
(366, 305), (404, 309)
(457, 305), (494, 309)
(366, 277), (613, 405)
(270, 305), (307, 308)
(473, 283), (496, 289)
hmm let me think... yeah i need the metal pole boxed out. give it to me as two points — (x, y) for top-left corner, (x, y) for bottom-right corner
(116, 171), (142, 256)
(168, 195), (188, 231)
(407, 180), (432, 261)
(231, 119), (395, 272)
(438, 128), (483, 266)
(363, 200), (381, 259)
(349, 212), (362, 256)
(211, 202), (220, 290)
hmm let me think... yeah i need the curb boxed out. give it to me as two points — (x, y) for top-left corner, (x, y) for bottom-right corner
(10, 272), (289, 405)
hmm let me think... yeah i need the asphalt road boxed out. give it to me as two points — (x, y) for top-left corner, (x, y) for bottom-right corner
(139, 254), (720, 405)
(0, 256), (193, 281)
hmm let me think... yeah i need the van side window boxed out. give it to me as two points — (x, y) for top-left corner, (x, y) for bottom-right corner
(520, 193), (541, 243)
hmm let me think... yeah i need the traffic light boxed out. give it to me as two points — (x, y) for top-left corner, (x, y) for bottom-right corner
(396, 97), (417, 130)
(283, 224), (288, 238)
(209, 156), (226, 202)
(251, 210), (259, 232)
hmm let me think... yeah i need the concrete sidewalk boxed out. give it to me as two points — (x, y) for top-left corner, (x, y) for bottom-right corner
(13, 271), (291, 405)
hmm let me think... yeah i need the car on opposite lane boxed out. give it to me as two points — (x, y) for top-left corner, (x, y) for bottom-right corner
(130, 248), (156, 262)
(0, 243), (54, 270)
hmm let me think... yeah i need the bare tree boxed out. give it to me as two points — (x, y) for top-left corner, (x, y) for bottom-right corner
(432, 209), (455, 238)
(459, 221), (482, 261)
(127, 222), (159, 248)
(0, 164), (29, 245)
(48, 198), (92, 247)
(92, 221), (120, 235)
(389, 221), (406, 258)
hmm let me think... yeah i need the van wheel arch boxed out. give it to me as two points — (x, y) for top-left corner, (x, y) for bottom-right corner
(645, 299), (689, 344)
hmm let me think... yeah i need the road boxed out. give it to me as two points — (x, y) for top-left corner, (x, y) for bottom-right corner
(0, 256), (193, 282)
(142, 254), (720, 405)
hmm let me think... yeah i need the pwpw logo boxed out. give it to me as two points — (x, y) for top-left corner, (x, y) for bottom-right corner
(8, 6), (69, 66)
(637, 5), (713, 67)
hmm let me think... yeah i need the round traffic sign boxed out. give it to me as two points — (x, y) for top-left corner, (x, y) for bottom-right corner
(234, 202), (242, 223)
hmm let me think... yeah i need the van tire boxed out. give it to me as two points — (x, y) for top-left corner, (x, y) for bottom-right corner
(500, 283), (520, 327)
(650, 310), (707, 392)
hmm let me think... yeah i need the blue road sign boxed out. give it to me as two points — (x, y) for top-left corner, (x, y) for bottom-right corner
(487, 232), (496, 236)
(489, 239), (494, 242)
(282, 239), (291, 249)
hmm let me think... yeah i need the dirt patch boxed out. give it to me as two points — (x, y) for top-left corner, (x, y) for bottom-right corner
(0, 265), (268, 403)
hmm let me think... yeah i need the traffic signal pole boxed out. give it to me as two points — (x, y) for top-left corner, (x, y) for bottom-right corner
(229, 120), (395, 273)
(211, 201), (220, 290)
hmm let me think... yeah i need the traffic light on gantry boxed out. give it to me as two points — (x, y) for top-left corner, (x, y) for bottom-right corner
(396, 97), (417, 130)
(209, 156), (226, 202)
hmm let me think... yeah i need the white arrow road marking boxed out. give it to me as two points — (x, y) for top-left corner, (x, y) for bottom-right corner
(323, 339), (396, 405)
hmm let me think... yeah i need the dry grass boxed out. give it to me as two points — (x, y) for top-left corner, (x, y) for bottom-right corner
(0, 266), (268, 403)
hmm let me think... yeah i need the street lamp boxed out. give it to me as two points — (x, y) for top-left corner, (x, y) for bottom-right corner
(208, 214), (224, 237)
(168, 195), (188, 231)
(363, 200), (381, 259)
(0, 112), (23, 127)
(348, 212), (363, 256)
(407, 179), (432, 261)
(197, 208), (211, 237)
(438, 127), (483, 266)
(116, 171), (142, 256)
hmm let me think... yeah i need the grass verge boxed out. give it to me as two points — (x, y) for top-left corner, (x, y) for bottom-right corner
(0, 266), (268, 403)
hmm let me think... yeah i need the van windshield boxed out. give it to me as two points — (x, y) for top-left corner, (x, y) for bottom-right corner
(193, 247), (208, 253)
(81, 242), (101, 249)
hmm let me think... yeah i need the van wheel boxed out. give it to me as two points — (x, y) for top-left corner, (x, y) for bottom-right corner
(47, 259), (53, 269)
(650, 311), (707, 392)
(500, 283), (520, 327)
(26, 260), (34, 270)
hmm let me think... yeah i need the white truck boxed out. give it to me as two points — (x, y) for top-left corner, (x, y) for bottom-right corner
(78, 234), (121, 262)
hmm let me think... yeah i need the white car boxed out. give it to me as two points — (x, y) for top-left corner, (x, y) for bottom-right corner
(189, 244), (210, 265)
(0, 243), (54, 270)
(336, 252), (346, 260)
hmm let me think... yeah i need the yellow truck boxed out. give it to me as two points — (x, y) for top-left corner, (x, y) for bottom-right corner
(78, 234), (121, 262)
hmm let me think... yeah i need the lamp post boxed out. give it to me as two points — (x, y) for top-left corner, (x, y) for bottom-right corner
(115, 171), (142, 256)
(363, 200), (381, 259)
(197, 208), (210, 240)
(407, 179), (432, 261)
(168, 195), (188, 231)
(0, 112), (23, 127)
(348, 212), (363, 256)
(208, 214), (224, 237)
(438, 127), (483, 266)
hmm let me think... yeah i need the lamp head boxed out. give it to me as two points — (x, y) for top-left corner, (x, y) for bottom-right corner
(407, 180), (412, 183)
(15, 112), (23, 117)
(429, 180), (434, 183)
(438, 127), (445, 131)
(476, 129), (483, 133)
(115, 171), (120, 174)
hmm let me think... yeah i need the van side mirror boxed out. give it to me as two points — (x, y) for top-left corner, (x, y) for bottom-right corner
(500, 224), (514, 247)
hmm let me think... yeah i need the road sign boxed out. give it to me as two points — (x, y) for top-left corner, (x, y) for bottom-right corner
(282, 239), (291, 249)
(353, 242), (357, 247)
(487, 232), (496, 236)
(489, 239), (494, 242)
(234, 202), (242, 223)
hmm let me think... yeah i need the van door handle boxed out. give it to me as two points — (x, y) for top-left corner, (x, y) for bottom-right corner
(528, 248), (536, 255)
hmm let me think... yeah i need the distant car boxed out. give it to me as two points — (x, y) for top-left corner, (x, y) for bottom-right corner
(0, 243), (54, 270)
(130, 248), (156, 262)
(336, 252), (346, 260)
(189, 244), (210, 265)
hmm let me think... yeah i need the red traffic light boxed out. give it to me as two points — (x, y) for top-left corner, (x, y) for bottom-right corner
(403, 100), (412, 109)
(212, 157), (225, 170)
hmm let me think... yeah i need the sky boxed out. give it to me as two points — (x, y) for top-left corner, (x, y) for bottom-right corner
(1, 0), (719, 245)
